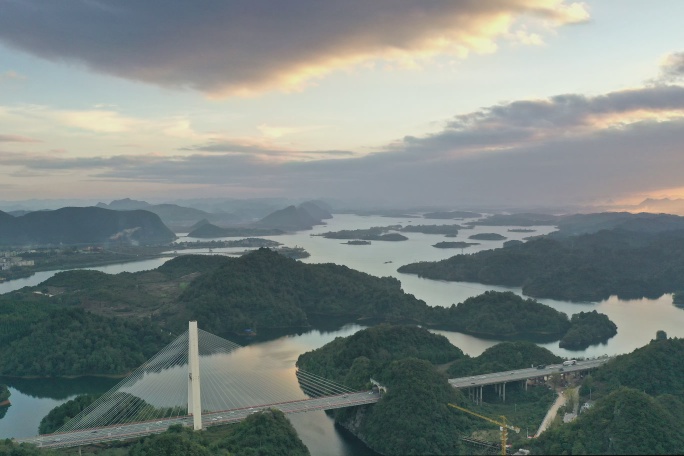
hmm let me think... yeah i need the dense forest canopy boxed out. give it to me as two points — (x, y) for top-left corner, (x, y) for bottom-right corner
(297, 326), (564, 455)
(531, 387), (684, 455)
(39, 394), (99, 434)
(430, 291), (571, 339)
(297, 325), (464, 389)
(530, 337), (684, 454)
(559, 310), (617, 350)
(399, 228), (684, 301)
(1, 249), (619, 378)
(590, 337), (684, 397)
(0, 293), (171, 376)
(299, 329), (473, 455)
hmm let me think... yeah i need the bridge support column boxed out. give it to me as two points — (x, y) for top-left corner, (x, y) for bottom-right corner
(479, 386), (483, 405)
(503, 382), (506, 402)
(188, 321), (202, 430)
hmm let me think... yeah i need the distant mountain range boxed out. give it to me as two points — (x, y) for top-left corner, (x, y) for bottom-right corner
(188, 201), (332, 237)
(96, 198), (239, 231)
(0, 207), (175, 246)
(470, 211), (684, 236)
(633, 198), (684, 216)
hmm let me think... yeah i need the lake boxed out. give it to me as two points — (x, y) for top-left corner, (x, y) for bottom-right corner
(2, 213), (683, 454)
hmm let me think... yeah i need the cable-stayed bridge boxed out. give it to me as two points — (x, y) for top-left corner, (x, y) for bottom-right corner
(16, 322), (380, 449)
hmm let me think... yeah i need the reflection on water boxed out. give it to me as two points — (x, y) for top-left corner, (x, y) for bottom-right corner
(0, 324), (372, 455)
(0, 376), (119, 401)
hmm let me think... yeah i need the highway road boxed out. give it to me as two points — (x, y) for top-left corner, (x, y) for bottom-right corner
(15, 391), (380, 449)
(448, 357), (612, 389)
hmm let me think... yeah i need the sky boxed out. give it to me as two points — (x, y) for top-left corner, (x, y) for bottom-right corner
(1, 0), (684, 209)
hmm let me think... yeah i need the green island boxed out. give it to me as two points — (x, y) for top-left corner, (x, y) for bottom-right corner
(0, 253), (617, 378)
(432, 241), (479, 249)
(398, 228), (684, 301)
(468, 232), (507, 240)
(314, 226), (408, 241)
(342, 240), (371, 245)
(176, 238), (281, 248)
(4, 410), (309, 456)
(558, 310), (617, 350)
(673, 291), (684, 306)
(316, 224), (463, 240)
(297, 325), (560, 455)
(434, 291), (571, 340)
(532, 337), (684, 454)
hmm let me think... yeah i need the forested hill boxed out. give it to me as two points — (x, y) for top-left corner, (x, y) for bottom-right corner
(399, 228), (684, 301)
(296, 326), (473, 455)
(532, 387), (684, 455)
(177, 248), (432, 333)
(532, 338), (684, 454)
(0, 295), (172, 376)
(447, 341), (562, 377)
(297, 325), (465, 388)
(0, 206), (176, 246)
(590, 337), (684, 396)
(36, 251), (609, 345)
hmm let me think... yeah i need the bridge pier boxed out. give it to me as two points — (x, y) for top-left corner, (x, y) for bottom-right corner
(495, 383), (506, 402)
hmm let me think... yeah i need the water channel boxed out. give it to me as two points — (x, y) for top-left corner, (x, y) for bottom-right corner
(2, 214), (683, 454)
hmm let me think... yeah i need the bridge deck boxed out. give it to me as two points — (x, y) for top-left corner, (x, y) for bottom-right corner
(448, 358), (611, 389)
(16, 391), (380, 449)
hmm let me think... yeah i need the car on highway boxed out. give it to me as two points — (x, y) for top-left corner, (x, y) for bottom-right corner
(536, 364), (546, 369)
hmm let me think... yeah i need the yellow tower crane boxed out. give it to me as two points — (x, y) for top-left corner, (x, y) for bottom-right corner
(447, 403), (520, 456)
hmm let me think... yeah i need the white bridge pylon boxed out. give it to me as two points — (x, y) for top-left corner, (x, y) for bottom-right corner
(43, 321), (367, 439)
(188, 320), (202, 430)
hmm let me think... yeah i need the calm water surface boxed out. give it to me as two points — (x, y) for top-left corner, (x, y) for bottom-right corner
(2, 214), (683, 454)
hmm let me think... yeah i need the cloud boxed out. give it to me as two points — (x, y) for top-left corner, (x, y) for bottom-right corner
(0, 134), (41, 143)
(182, 139), (354, 160)
(660, 52), (684, 82)
(257, 124), (324, 139)
(0, 70), (25, 82)
(396, 85), (684, 158)
(0, 104), (208, 142)
(0, 0), (589, 96)
(4, 81), (684, 207)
